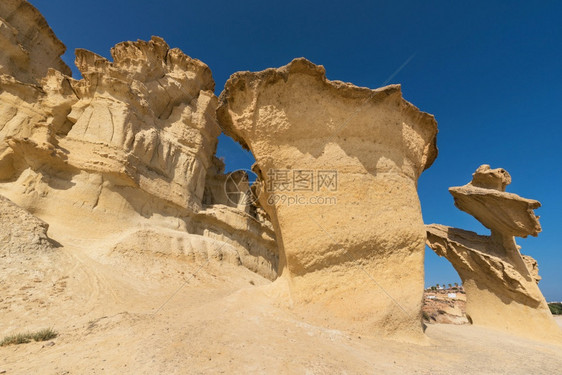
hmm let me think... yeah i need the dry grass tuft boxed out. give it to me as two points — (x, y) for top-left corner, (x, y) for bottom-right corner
(0, 328), (58, 347)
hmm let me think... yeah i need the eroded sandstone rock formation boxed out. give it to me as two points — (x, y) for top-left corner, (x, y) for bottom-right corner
(0, 194), (54, 254)
(217, 58), (438, 340)
(0, 1), (277, 279)
(2, 35), (219, 212)
(0, 0), (71, 84)
(426, 165), (561, 343)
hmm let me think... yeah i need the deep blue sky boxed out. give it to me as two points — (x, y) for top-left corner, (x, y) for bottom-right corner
(31, 1), (562, 300)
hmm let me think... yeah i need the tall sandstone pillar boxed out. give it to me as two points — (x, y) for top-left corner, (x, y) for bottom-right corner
(218, 58), (438, 340)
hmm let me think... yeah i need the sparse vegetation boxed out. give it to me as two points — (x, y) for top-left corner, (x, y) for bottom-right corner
(0, 328), (58, 347)
(548, 302), (562, 315)
(0, 333), (32, 346)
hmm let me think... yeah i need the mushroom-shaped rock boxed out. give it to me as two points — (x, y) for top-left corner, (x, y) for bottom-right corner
(426, 165), (561, 343)
(217, 58), (438, 340)
(449, 165), (541, 240)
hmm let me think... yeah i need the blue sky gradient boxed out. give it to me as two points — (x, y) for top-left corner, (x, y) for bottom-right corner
(31, 0), (562, 300)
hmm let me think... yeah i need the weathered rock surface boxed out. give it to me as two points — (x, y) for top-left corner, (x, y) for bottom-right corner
(426, 165), (561, 343)
(522, 254), (541, 284)
(0, 0), (71, 84)
(217, 58), (438, 340)
(450, 165), (541, 240)
(1, 35), (215, 215)
(0, 1), (278, 279)
(0, 194), (54, 254)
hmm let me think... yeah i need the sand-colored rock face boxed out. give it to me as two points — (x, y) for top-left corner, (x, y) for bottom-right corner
(450, 165), (541, 240)
(1, 35), (219, 221)
(0, 0), (71, 84)
(426, 165), (561, 343)
(68, 36), (218, 212)
(0, 2), (278, 279)
(0, 194), (54, 255)
(217, 58), (438, 340)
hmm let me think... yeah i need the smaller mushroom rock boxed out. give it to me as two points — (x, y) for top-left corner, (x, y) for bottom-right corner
(426, 165), (561, 343)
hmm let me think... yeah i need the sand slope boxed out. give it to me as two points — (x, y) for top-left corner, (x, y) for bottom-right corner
(1, 228), (561, 375)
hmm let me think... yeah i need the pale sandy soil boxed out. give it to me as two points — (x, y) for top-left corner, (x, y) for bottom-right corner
(1, 228), (561, 374)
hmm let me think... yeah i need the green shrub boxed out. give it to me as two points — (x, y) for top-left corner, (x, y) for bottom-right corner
(549, 302), (562, 315)
(0, 328), (58, 347)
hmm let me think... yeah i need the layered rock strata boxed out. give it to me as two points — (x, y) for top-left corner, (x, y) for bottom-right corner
(0, 1), (277, 279)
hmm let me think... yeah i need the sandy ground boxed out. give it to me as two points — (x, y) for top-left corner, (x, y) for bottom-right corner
(1, 228), (561, 374)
